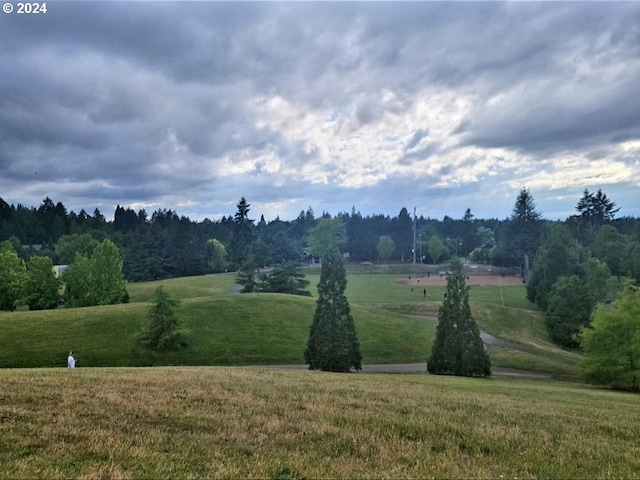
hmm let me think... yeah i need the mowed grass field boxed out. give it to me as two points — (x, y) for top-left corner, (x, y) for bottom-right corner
(0, 268), (578, 374)
(1, 367), (639, 479)
(1, 268), (634, 479)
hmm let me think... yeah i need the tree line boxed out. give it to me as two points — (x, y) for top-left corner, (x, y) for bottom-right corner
(1, 189), (639, 307)
(2, 190), (638, 282)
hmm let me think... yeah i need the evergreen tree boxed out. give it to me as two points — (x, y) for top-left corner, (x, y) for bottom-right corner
(172, 216), (207, 277)
(259, 262), (311, 296)
(55, 233), (99, 265)
(230, 197), (255, 267)
(504, 188), (543, 274)
(141, 285), (186, 350)
(391, 207), (413, 261)
(526, 223), (584, 310)
(545, 275), (595, 348)
(121, 228), (170, 282)
(428, 257), (490, 377)
(236, 253), (258, 293)
(305, 251), (361, 372)
(37, 197), (68, 242)
(251, 239), (273, 268)
(113, 205), (140, 233)
(590, 225), (628, 277)
(461, 208), (476, 257)
(268, 230), (299, 263)
(575, 188), (619, 245)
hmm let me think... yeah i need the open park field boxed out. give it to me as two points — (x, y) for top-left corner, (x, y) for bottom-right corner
(1, 366), (639, 479)
(0, 266), (579, 374)
(402, 273), (525, 287)
(0, 266), (634, 478)
(0, 273), (431, 369)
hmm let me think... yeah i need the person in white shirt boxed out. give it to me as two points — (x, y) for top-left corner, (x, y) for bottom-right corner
(67, 351), (76, 368)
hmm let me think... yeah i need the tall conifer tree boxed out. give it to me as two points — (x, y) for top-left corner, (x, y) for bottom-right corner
(142, 285), (186, 350)
(305, 251), (361, 372)
(230, 197), (255, 266)
(428, 257), (490, 377)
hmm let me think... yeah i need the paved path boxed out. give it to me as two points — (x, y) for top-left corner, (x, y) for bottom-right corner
(255, 363), (553, 379)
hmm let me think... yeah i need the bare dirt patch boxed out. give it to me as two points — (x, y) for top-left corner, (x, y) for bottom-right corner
(401, 274), (524, 287)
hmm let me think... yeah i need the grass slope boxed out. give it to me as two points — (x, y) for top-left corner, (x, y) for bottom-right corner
(1, 367), (638, 479)
(1, 270), (576, 373)
(312, 272), (579, 375)
(0, 274), (433, 368)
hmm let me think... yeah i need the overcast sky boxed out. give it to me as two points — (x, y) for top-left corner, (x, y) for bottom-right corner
(1, 1), (639, 222)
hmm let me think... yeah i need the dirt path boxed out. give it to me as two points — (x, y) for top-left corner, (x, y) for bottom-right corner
(255, 314), (558, 380)
(248, 274), (556, 380)
(402, 274), (524, 287)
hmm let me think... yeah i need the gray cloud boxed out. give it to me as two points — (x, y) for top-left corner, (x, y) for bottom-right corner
(0, 2), (638, 221)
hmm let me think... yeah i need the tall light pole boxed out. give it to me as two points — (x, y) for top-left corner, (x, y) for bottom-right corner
(412, 207), (417, 264)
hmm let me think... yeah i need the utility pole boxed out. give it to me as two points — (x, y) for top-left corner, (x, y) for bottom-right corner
(412, 206), (417, 265)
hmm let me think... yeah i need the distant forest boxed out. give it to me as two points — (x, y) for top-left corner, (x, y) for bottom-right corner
(1, 188), (639, 283)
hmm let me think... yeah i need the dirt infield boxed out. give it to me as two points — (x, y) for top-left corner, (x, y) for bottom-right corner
(402, 274), (524, 287)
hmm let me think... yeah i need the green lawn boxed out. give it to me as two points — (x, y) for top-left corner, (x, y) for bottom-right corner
(0, 270), (617, 479)
(0, 276), (434, 368)
(1, 367), (638, 479)
(1, 270), (576, 373)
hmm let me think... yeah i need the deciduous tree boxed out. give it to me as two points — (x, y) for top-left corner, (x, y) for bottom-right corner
(0, 248), (27, 311)
(376, 235), (395, 263)
(545, 275), (595, 348)
(427, 236), (447, 265)
(63, 240), (128, 307)
(63, 253), (94, 307)
(24, 256), (60, 310)
(579, 289), (640, 391)
(55, 234), (99, 265)
(306, 218), (347, 259)
(206, 238), (227, 272)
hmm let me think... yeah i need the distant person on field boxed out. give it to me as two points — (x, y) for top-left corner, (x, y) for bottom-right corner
(67, 351), (76, 369)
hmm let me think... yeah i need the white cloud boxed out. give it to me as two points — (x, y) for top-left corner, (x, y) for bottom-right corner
(1, 1), (639, 220)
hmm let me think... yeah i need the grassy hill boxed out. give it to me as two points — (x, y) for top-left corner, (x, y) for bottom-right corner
(0, 268), (579, 374)
(0, 269), (609, 478)
(1, 367), (638, 479)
